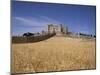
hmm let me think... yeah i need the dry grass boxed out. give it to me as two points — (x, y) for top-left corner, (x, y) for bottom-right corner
(11, 36), (96, 73)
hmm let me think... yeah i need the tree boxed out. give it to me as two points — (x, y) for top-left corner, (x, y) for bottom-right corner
(23, 32), (34, 37)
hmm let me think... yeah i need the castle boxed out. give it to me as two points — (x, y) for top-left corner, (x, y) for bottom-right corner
(47, 24), (68, 36)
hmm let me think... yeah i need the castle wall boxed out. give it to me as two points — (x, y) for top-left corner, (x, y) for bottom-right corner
(47, 24), (68, 36)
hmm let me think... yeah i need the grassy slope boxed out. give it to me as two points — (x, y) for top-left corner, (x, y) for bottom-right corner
(12, 36), (96, 73)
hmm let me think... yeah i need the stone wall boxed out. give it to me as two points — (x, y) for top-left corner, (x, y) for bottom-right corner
(47, 24), (68, 36)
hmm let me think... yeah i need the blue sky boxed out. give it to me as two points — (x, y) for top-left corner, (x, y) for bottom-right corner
(12, 0), (96, 36)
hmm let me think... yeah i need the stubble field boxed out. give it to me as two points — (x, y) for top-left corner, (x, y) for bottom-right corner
(12, 36), (96, 74)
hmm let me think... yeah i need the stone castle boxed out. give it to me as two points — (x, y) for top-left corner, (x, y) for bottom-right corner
(47, 24), (68, 36)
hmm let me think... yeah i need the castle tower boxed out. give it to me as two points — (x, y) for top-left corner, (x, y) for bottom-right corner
(47, 24), (68, 36)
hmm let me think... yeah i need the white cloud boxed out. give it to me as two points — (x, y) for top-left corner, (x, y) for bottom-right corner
(14, 17), (41, 26)
(39, 15), (61, 24)
(14, 16), (61, 27)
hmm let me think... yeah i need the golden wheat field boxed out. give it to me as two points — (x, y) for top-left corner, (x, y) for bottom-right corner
(11, 36), (96, 74)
